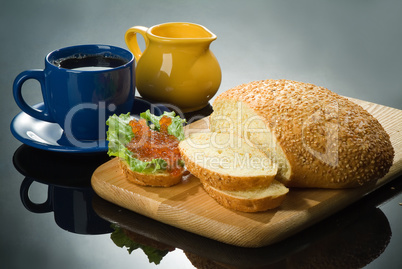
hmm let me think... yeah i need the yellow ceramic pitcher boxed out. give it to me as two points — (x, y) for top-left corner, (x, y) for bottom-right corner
(125, 22), (221, 112)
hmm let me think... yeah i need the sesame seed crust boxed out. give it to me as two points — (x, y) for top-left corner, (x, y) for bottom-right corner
(212, 79), (395, 188)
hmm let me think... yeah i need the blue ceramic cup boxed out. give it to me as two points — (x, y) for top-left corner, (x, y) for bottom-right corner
(13, 44), (135, 142)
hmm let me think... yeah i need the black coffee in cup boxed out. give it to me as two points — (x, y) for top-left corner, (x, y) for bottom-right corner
(55, 54), (128, 71)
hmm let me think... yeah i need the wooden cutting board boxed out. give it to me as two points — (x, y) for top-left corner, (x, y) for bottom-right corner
(91, 98), (402, 247)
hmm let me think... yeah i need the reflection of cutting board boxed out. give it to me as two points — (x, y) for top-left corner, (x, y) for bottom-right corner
(91, 98), (402, 247)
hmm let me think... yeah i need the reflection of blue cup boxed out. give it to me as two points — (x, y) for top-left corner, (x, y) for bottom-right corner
(20, 177), (111, 235)
(13, 44), (135, 141)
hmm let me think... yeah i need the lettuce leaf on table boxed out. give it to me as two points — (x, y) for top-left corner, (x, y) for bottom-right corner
(110, 224), (171, 265)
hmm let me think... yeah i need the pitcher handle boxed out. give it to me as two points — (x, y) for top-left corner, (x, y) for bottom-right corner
(125, 26), (149, 62)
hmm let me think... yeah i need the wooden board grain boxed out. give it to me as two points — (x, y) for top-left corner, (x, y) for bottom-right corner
(91, 98), (402, 247)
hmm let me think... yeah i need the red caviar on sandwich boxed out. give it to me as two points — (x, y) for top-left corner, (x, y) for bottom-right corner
(127, 116), (183, 177)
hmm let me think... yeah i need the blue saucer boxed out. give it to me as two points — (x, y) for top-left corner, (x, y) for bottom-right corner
(10, 97), (170, 153)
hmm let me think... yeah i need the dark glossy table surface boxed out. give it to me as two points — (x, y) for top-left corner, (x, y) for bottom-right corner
(1, 1), (401, 268)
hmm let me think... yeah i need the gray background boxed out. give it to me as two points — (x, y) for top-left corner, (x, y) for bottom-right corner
(1, 0), (401, 268)
(2, 0), (401, 110)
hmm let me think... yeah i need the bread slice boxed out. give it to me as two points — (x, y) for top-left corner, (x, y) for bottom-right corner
(210, 79), (394, 188)
(119, 159), (182, 187)
(202, 180), (289, 212)
(179, 132), (277, 191)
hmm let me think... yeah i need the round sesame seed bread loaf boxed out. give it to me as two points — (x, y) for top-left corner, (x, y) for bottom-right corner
(119, 159), (182, 187)
(179, 132), (278, 191)
(210, 79), (394, 188)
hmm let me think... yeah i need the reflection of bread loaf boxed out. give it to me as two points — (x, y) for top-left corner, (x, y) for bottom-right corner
(184, 207), (391, 269)
(119, 159), (182, 187)
(210, 79), (394, 188)
(179, 132), (288, 212)
(287, 208), (391, 268)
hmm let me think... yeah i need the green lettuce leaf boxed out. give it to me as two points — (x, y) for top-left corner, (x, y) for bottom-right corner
(140, 110), (186, 141)
(110, 224), (170, 265)
(125, 153), (168, 174)
(106, 113), (133, 159)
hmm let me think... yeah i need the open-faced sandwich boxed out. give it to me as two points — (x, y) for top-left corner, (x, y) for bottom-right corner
(106, 110), (186, 187)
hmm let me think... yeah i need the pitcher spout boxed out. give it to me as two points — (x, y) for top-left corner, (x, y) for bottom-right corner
(148, 22), (217, 43)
